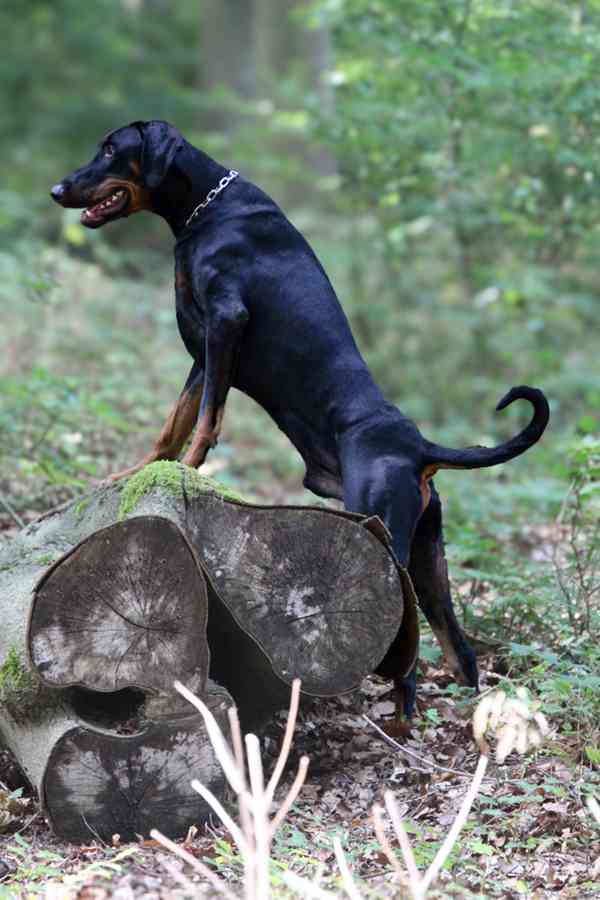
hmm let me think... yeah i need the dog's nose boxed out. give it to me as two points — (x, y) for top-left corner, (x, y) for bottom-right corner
(50, 183), (66, 202)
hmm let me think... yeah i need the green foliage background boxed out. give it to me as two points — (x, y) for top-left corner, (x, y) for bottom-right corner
(0, 0), (598, 661)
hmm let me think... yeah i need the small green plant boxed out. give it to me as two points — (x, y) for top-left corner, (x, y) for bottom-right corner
(2, 834), (65, 893)
(0, 647), (36, 700)
(554, 436), (600, 636)
(2, 834), (138, 895)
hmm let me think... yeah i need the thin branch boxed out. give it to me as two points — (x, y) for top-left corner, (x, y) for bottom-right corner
(245, 733), (270, 900)
(333, 837), (363, 900)
(384, 792), (420, 890)
(363, 714), (475, 778)
(0, 492), (24, 528)
(419, 754), (489, 895)
(190, 779), (248, 854)
(175, 680), (244, 793)
(150, 828), (238, 900)
(372, 804), (407, 887)
(265, 678), (301, 803)
(269, 755), (309, 836)
(228, 706), (254, 895)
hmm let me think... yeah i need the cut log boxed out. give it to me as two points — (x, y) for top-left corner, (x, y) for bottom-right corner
(45, 690), (232, 843)
(0, 514), (233, 842)
(0, 462), (418, 729)
(30, 516), (209, 707)
(1, 678), (232, 843)
(191, 500), (418, 727)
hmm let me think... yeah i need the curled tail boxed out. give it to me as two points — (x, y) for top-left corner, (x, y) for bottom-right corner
(422, 385), (549, 471)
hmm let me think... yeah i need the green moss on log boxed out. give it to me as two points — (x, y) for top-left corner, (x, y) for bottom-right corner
(35, 554), (56, 567)
(73, 496), (91, 520)
(118, 461), (245, 520)
(0, 647), (38, 710)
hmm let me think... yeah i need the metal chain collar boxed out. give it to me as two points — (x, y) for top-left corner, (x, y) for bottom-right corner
(184, 170), (239, 228)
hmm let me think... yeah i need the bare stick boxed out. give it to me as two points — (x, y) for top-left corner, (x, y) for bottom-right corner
(269, 755), (309, 836)
(0, 493), (24, 529)
(190, 779), (248, 853)
(175, 680), (244, 793)
(418, 754), (489, 896)
(245, 733), (270, 900)
(265, 678), (302, 803)
(228, 706), (247, 783)
(384, 792), (420, 892)
(228, 706), (254, 896)
(371, 804), (407, 887)
(333, 837), (363, 900)
(363, 714), (474, 778)
(151, 828), (238, 900)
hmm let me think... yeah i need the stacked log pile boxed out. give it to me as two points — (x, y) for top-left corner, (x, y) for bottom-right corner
(0, 462), (418, 842)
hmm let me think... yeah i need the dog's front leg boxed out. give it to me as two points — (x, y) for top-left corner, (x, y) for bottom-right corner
(182, 284), (248, 469)
(109, 361), (203, 480)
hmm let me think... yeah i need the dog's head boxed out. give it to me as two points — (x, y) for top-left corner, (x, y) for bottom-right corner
(50, 120), (183, 228)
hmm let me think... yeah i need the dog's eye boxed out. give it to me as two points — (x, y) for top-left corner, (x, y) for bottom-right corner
(103, 144), (115, 158)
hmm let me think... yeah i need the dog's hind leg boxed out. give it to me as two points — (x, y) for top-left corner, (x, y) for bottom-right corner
(408, 482), (479, 691)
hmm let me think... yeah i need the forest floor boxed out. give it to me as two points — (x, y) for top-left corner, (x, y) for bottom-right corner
(0, 496), (598, 900)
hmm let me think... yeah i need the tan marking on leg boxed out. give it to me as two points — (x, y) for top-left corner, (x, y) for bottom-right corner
(429, 624), (468, 685)
(175, 270), (188, 290)
(109, 387), (202, 481)
(420, 464), (438, 512)
(182, 403), (225, 469)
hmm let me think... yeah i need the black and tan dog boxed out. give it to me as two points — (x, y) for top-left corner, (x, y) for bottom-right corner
(51, 120), (549, 716)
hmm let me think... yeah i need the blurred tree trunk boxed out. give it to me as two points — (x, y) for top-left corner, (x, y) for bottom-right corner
(252, 0), (298, 83)
(200, 0), (256, 133)
(252, 0), (336, 179)
(199, 0), (335, 185)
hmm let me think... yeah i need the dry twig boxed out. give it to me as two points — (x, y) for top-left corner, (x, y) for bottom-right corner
(153, 678), (308, 900)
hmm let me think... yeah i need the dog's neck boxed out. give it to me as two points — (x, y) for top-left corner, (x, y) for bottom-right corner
(151, 142), (230, 236)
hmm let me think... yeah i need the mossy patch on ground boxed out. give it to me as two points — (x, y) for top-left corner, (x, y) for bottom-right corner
(117, 461), (246, 520)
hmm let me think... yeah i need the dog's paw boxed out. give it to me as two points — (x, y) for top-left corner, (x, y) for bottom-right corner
(181, 433), (219, 468)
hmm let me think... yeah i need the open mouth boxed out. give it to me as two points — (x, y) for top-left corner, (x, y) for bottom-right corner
(81, 188), (129, 227)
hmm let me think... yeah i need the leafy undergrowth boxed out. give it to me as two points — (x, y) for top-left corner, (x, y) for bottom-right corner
(0, 655), (598, 898)
(0, 498), (598, 897)
(1, 374), (599, 899)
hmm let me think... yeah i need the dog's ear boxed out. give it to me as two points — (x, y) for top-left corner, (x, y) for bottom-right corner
(140, 121), (182, 190)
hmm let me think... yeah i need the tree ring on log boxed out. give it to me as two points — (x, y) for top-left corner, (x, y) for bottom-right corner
(44, 702), (230, 842)
(186, 498), (405, 696)
(29, 517), (209, 699)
